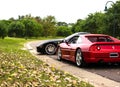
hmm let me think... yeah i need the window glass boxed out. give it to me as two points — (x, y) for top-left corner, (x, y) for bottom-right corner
(68, 36), (79, 44)
(76, 37), (82, 44)
(87, 36), (114, 42)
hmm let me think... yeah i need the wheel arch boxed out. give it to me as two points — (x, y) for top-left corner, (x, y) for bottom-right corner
(75, 47), (85, 61)
(75, 47), (86, 67)
(75, 47), (81, 55)
(45, 42), (57, 47)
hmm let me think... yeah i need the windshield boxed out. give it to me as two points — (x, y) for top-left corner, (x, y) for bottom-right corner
(64, 33), (79, 40)
(64, 32), (90, 41)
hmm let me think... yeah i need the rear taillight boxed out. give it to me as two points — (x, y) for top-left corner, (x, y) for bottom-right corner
(97, 46), (101, 50)
(89, 45), (96, 51)
(89, 45), (101, 51)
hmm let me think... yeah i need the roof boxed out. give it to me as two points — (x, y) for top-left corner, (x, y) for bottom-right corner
(77, 32), (90, 35)
(82, 34), (109, 37)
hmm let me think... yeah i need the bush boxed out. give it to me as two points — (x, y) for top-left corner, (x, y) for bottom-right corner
(56, 26), (72, 37)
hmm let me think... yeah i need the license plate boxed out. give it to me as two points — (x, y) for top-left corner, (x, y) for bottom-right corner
(110, 52), (119, 58)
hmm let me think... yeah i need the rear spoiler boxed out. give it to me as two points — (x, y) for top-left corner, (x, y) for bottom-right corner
(93, 42), (120, 45)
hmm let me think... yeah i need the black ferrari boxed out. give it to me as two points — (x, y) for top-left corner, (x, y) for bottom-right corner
(36, 32), (90, 55)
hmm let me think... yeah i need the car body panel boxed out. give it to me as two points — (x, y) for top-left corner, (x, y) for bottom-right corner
(59, 34), (120, 64)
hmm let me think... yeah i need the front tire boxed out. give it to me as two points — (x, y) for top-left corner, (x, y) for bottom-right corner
(57, 47), (62, 61)
(45, 43), (56, 55)
(75, 49), (85, 67)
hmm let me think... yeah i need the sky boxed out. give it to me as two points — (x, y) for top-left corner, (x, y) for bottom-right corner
(0, 0), (118, 23)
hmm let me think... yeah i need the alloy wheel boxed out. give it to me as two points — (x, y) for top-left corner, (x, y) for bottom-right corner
(45, 44), (56, 55)
(76, 49), (84, 67)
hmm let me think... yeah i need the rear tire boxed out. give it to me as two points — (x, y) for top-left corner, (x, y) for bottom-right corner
(75, 49), (85, 67)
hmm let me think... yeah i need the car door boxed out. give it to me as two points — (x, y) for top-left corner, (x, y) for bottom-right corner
(62, 36), (79, 60)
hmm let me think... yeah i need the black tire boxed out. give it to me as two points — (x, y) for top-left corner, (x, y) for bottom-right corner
(57, 47), (62, 61)
(75, 49), (85, 67)
(45, 43), (57, 55)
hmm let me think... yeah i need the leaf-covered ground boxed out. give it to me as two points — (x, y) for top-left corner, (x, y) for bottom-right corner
(0, 38), (94, 87)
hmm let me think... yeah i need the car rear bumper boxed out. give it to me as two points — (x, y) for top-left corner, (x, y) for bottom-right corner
(83, 52), (120, 63)
(85, 58), (120, 63)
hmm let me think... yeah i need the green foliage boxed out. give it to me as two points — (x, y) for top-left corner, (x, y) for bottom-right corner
(57, 22), (68, 26)
(84, 13), (106, 34)
(41, 16), (57, 37)
(105, 1), (120, 37)
(72, 19), (85, 33)
(57, 26), (72, 37)
(22, 18), (43, 39)
(0, 20), (7, 39)
(33, 21), (43, 37)
(0, 38), (94, 87)
(72, 12), (106, 34)
(8, 21), (25, 37)
(22, 18), (36, 38)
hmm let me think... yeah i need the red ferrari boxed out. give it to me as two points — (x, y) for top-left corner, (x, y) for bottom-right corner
(57, 33), (120, 67)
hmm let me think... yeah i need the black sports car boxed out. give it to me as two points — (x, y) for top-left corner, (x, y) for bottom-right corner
(36, 32), (90, 55)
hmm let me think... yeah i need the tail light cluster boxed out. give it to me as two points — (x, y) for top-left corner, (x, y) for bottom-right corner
(89, 45), (101, 51)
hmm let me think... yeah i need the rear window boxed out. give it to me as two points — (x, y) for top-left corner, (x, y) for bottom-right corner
(86, 36), (114, 42)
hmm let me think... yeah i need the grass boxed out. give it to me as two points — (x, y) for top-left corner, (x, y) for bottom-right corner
(0, 37), (94, 87)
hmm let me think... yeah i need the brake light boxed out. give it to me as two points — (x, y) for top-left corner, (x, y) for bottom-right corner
(89, 45), (101, 51)
(97, 46), (101, 50)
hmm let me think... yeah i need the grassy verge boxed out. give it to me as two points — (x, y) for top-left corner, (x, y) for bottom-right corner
(0, 37), (94, 87)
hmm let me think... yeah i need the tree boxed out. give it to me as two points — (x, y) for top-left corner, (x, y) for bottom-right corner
(33, 21), (43, 38)
(0, 21), (7, 39)
(8, 21), (25, 37)
(57, 22), (68, 26)
(22, 18), (43, 39)
(82, 13), (105, 34)
(72, 12), (105, 34)
(71, 19), (84, 33)
(56, 26), (72, 37)
(105, 1), (120, 37)
(35, 16), (42, 23)
(41, 16), (57, 37)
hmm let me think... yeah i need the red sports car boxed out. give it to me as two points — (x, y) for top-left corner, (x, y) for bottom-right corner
(57, 34), (120, 67)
